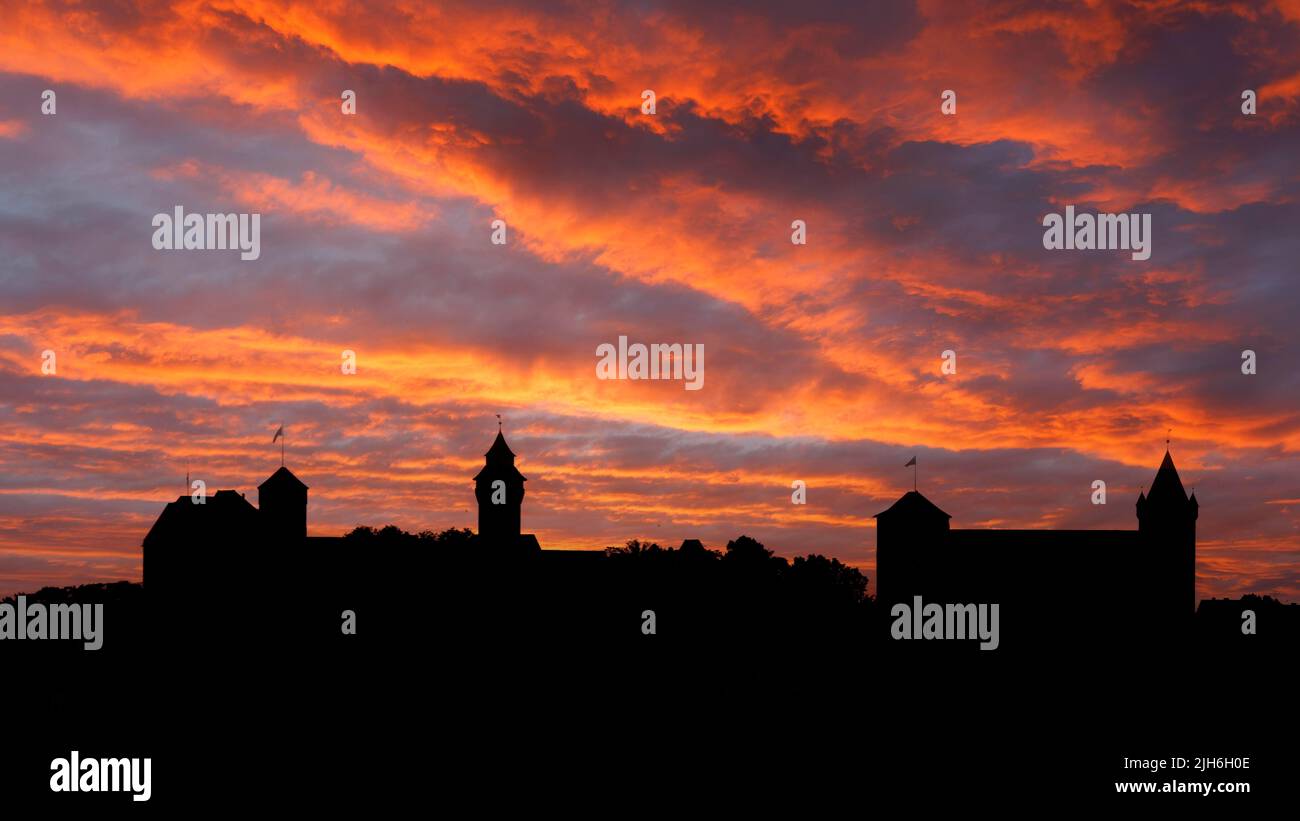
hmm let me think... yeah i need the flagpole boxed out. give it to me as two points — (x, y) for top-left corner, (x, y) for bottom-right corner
(913, 460), (917, 492)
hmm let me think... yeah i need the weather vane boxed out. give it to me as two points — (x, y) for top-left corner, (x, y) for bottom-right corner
(496, 413), (502, 431)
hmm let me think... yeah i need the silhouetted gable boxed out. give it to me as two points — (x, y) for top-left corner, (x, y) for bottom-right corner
(873, 491), (951, 521)
(143, 490), (259, 548)
(210, 489), (256, 507)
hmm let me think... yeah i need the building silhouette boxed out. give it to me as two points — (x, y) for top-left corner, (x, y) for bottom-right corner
(142, 487), (269, 592)
(142, 429), (549, 595)
(473, 430), (539, 553)
(260, 466), (308, 543)
(140, 432), (1204, 649)
(875, 449), (1197, 647)
(1136, 451), (1199, 616)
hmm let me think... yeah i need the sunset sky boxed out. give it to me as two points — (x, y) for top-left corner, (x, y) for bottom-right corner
(2, 0), (1298, 602)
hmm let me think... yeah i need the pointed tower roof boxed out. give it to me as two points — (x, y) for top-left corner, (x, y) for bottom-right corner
(259, 465), (308, 490)
(485, 430), (515, 459)
(1145, 450), (1188, 505)
(474, 430), (526, 482)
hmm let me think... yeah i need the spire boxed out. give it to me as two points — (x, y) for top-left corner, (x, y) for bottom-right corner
(1147, 449), (1188, 505)
(475, 429), (525, 481)
(1137, 448), (1196, 526)
(486, 430), (516, 460)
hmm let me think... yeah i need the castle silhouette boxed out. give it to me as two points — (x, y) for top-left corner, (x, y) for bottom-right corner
(143, 429), (553, 565)
(143, 428), (578, 595)
(141, 430), (1200, 649)
(876, 450), (1198, 644)
(14, 431), (1275, 811)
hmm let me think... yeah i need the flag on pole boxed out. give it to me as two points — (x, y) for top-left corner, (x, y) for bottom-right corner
(904, 456), (916, 467)
(272, 424), (284, 443)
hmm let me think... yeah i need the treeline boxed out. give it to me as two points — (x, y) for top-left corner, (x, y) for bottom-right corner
(1, 580), (143, 607)
(339, 526), (875, 644)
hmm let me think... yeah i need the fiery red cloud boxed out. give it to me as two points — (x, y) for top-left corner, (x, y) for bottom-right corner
(1, 0), (1298, 602)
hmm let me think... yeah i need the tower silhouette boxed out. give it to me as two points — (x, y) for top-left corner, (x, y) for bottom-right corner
(873, 449), (1200, 649)
(1136, 450), (1198, 619)
(474, 430), (526, 547)
(258, 466), (308, 543)
(874, 490), (952, 609)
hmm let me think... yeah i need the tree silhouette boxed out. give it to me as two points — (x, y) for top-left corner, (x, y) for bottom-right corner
(606, 538), (664, 557)
(723, 535), (776, 565)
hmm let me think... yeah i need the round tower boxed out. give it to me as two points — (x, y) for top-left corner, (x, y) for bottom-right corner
(474, 430), (526, 547)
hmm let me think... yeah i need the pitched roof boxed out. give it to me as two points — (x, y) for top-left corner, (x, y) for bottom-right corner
(142, 489), (259, 547)
(873, 490), (952, 520)
(258, 465), (308, 490)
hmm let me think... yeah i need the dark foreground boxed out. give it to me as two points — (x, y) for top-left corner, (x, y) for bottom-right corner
(2, 551), (1296, 810)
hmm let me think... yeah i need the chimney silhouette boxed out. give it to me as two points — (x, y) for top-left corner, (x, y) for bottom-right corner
(258, 466), (308, 543)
